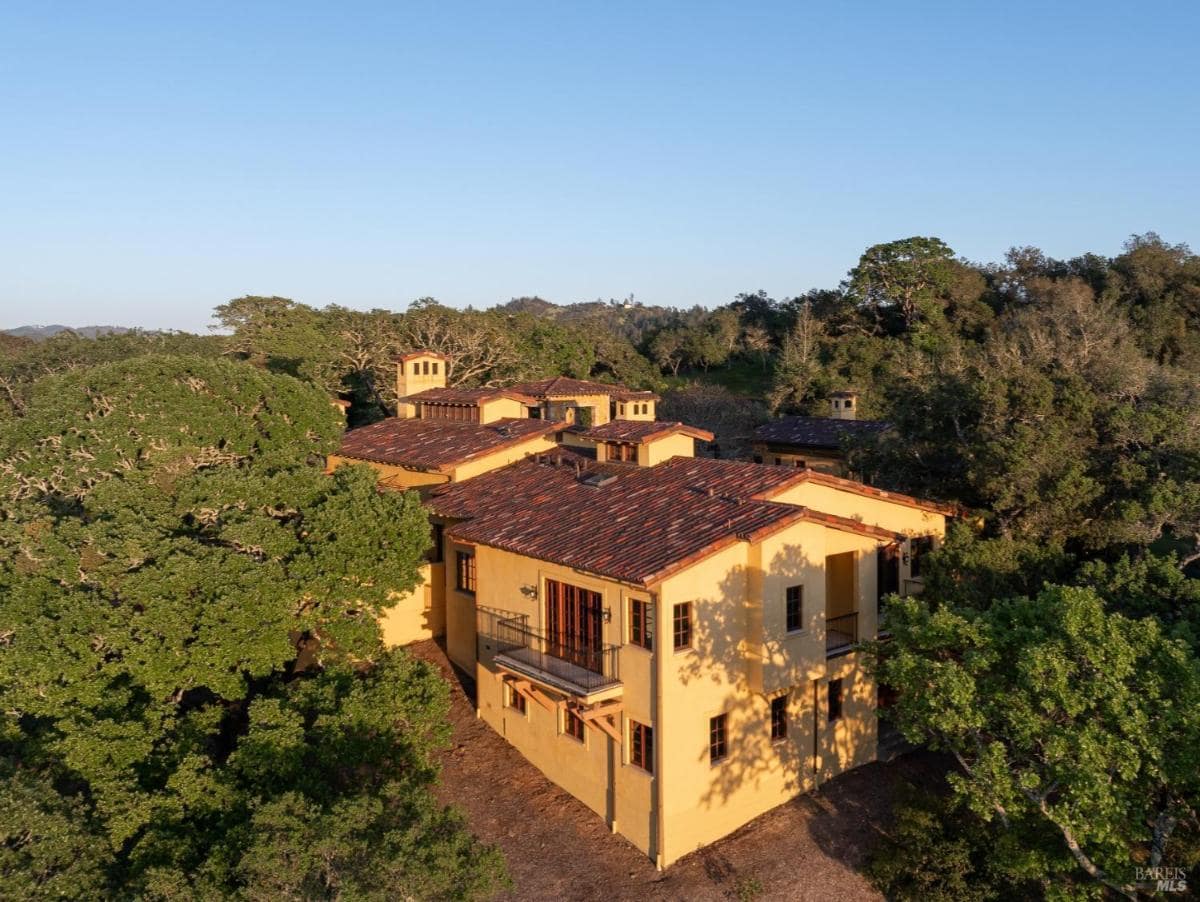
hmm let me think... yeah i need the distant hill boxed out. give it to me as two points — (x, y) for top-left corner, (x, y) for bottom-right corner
(3, 324), (132, 341)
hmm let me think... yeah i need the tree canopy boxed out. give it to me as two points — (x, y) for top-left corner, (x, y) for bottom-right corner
(0, 355), (505, 898)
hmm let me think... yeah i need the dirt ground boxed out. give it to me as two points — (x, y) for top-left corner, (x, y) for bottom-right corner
(409, 639), (946, 902)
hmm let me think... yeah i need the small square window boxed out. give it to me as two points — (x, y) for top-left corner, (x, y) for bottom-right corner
(630, 720), (653, 773)
(770, 695), (788, 741)
(785, 585), (803, 633)
(709, 713), (728, 763)
(506, 684), (526, 715)
(828, 678), (844, 723)
(673, 603), (692, 650)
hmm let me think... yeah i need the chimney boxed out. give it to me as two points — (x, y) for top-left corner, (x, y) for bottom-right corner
(830, 391), (859, 421)
(395, 351), (449, 418)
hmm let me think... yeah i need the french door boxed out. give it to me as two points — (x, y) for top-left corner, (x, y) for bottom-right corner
(545, 579), (604, 673)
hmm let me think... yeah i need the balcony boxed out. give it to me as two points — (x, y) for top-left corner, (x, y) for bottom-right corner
(478, 609), (621, 698)
(826, 611), (858, 657)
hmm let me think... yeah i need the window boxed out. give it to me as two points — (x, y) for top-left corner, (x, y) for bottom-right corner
(608, 442), (637, 462)
(630, 720), (653, 772)
(774, 457), (783, 465)
(506, 684), (526, 714)
(909, 536), (935, 580)
(709, 714), (728, 763)
(630, 599), (653, 650)
(399, 361), (405, 375)
(785, 585), (803, 633)
(672, 603), (692, 650)
(753, 454), (763, 464)
(432, 362), (439, 375)
(565, 710), (585, 742)
(422, 360), (430, 375)
(455, 550), (476, 593)
(770, 695), (788, 741)
(828, 678), (843, 722)
(792, 458), (806, 468)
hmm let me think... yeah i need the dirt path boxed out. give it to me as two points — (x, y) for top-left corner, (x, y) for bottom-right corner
(409, 640), (943, 902)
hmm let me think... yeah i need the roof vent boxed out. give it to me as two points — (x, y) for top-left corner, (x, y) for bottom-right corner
(579, 472), (617, 488)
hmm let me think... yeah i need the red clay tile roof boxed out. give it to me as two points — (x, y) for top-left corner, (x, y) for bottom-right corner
(753, 415), (890, 449)
(336, 417), (563, 472)
(777, 467), (958, 515)
(580, 420), (715, 444)
(435, 456), (905, 586)
(506, 376), (630, 398)
(403, 387), (537, 405)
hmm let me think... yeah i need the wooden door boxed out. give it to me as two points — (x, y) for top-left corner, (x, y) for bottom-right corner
(545, 579), (603, 672)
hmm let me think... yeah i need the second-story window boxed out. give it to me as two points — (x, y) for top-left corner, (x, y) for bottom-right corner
(455, 550), (476, 593)
(709, 714), (728, 764)
(785, 585), (803, 633)
(630, 720), (653, 773)
(672, 603), (692, 650)
(630, 598), (653, 650)
(828, 678), (844, 723)
(770, 695), (788, 741)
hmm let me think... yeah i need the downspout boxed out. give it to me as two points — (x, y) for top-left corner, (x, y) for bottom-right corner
(812, 680), (820, 790)
(653, 589), (667, 870)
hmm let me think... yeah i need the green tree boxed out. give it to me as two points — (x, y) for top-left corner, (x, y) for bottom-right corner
(0, 355), (505, 898)
(869, 587), (1200, 898)
(849, 236), (957, 334)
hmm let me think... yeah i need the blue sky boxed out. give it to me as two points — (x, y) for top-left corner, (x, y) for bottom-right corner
(1, 2), (1197, 331)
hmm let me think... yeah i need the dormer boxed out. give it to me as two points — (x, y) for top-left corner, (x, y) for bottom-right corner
(829, 391), (859, 421)
(397, 351), (450, 418)
(580, 420), (714, 467)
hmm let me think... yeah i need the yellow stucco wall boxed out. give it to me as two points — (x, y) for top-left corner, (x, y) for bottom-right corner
(379, 562), (446, 645)
(468, 547), (658, 854)
(641, 433), (696, 466)
(325, 455), (450, 490)
(446, 434), (559, 481)
(768, 480), (946, 538)
(477, 396), (528, 423)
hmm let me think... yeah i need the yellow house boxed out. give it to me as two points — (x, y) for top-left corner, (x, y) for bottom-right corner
(328, 353), (948, 867)
(417, 453), (946, 866)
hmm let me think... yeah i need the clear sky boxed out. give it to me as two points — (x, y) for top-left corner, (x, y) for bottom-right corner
(2, 2), (1197, 332)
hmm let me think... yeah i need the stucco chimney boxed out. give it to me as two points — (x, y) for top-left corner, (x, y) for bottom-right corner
(830, 391), (859, 421)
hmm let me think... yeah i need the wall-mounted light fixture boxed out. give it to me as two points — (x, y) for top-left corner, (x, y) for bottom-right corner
(602, 607), (613, 624)
(519, 584), (537, 599)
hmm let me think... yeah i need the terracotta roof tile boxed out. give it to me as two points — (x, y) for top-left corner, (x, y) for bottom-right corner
(435, 456), (904, 586)
(336, 417), (562, 472)
(753, 415), (890, 449)
(506, 376), (629, 398)
(580, 420), (714, 444)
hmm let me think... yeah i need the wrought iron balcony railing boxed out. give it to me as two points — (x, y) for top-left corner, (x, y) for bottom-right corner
(826, 611), (858, 656)
(477, 608), (621, 695)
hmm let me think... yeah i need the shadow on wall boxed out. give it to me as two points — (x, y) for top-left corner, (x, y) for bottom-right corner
(672, 542), (876, 809)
